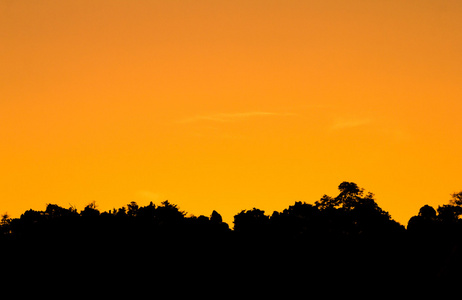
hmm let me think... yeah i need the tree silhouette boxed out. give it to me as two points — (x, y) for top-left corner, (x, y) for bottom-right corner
(137, 202), (156, 220)
(0, 213), (11, 237)
(210, 210), (223, 223)
(81, 201), (100, 218)
(419, 205), (437, 219)
(154, 200), (185, 227)
(2, 181), (462, 280)
(268, 201), (319, 241)
(1, 213), (10, 226)
(407, 196), (462, 279)
(450, 191), (462, 206)
(233, 208), (269, 235)
(127, 201), (139, 218)
(313, 182), (402, 239)
(436, 192), (462, 224)
(407, 205), (439, 241)
(314, 194), (339, 210)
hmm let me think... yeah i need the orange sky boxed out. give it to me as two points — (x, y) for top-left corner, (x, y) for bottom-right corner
(1, 0), (462, 226)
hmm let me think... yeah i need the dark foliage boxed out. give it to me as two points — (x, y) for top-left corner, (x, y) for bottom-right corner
(1, 182), (462, 288)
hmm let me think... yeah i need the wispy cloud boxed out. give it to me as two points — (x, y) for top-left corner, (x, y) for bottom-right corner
(331, 118), (372, 130)
(178, 112), (294, 123)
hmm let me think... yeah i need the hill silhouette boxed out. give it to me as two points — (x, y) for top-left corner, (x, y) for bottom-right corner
(2, 181), (462, 287)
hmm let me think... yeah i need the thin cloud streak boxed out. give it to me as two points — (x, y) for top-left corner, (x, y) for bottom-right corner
(178, 112), (294, 123)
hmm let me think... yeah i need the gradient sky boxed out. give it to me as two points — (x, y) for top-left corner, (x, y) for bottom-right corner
(1, 0), (462, 226)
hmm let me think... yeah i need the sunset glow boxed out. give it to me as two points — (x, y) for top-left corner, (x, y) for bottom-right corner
(2, 0), (462, 225)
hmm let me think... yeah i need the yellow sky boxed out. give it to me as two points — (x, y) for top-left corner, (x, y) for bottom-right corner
(1, 0), (462, 226)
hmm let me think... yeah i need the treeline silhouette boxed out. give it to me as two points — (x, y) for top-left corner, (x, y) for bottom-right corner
(2, 181), (462, 283)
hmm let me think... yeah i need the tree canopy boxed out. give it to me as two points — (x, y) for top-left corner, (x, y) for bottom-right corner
(1, 182), (462, 280)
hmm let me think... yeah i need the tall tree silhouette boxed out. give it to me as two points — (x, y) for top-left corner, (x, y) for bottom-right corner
(314, 182), (402, 238)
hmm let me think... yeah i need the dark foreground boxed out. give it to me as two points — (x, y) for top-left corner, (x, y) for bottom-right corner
(2, 182), (462, 292)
